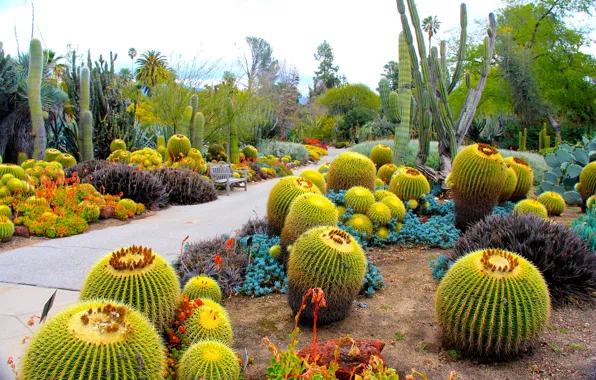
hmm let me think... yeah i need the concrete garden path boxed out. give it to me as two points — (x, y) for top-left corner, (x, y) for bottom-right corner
(0, 149), (343, 375)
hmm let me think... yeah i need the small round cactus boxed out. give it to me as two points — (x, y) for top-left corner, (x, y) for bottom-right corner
(118, 198), (138, 214)
(381, 196), (406, 221)
(59, 153), (77, 168)
(110, 138), (127, 153)
(375, 226), (391, 240)
(498, 164), (518, 203)
(336, 205), (347, 220)
(436, 248), (550, 358)
(504, 157), (533, 201)
(370, 144), (393, 168)
(374, 189), (396, 202)
(0, 215), (15, 242)
(43, 148), (62, 162)
(185, 302), (233, 345)
(514, 199), (548, 219)
(377, 163), (398, 185)
(366, 202), (392, 226)
(375, 178), (385, 187)
(537, 191), (565, 216)
(0, 204), (11, 218)
(0, 164), (26, 180)
(243, 145), (258, 160)
(177, 341), (240, 380)
(344, 186), (375, 214)
(182, 275), (222, 303)
(327, 152), (376, 192)
(280, 193), (338, 264)
(267, 176), (321, 236)
(78, 201), (100, 223)
(288, 227), (367, 325)
(300, 169), (326, 193)
(388, 167), (430, 201)
(587, 195), (596, 209)
(345, 213), (374, 238)
(318, 161), (331, 174)
(20, 300), (167, 379)
(80, 245), (181, 331)
(269, 244), (281, 259)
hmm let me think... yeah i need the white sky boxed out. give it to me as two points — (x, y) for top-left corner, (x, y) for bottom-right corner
(0, 0), (594, 96)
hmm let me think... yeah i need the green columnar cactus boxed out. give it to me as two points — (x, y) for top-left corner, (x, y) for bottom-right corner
(288, 227), (367, 325)
(327, 152), (377, 192)
(539, 124), (550, 152)
(28, 39), (45, 160)
(81, 110), (94, 161)
(194, 112), (205, 153)
(189, 94), (198, 146)
(450, 144), (508, 231)
(20, 300), (167, 380)
(79, 67), (90, 161)
(436, 248), (550, 359)
(226, 99), (239, 164)
(80, 245), (181, 331)
(267, 176), (322, 235)
(183, 275), (222, 302)
(280, 193), (338, 264)
(177, 341), (240, 380)
(518, 128), (527, 151)
(396, 0), (497, 181)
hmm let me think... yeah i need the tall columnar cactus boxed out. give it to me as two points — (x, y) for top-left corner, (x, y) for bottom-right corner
(396, 0), (497, 182)
(79, 67), (90, 160)
(28, 39), (45, 160)
(189, 94), (199, 146)
(81, 110), (94, 161)
(194, 111), (205, 153)
(226, 99), (239, 164)
(518, 127), (527, 151)
(539, 124), (550, 152)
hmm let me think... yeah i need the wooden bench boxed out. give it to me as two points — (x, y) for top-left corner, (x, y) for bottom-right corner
(209, 164), (249, 196)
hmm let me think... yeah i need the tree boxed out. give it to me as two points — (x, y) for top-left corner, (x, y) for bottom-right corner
(315, 83), (380, 115)
(422, 16), (441, 50)
(381, 61), (399, 91)
(312, 40), (341, 96)
(240, 36), (274, 91)
(135, 50), (169, 88)
(128, 47), (137, 72)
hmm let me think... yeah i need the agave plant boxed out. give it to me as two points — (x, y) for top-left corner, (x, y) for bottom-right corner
(536, 136), (596, 205)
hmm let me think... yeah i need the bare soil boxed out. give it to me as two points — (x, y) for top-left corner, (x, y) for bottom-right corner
(224, 245), (595, 379)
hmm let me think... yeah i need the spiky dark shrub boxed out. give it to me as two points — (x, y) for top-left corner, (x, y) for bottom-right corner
(64, 159), (111, 179)
(87, 164), (169, 207)
(237, 216), (269, 236)
(152, 167), (217, 205)
(174, 235), (248, 296)
(451, 213), (596, 305)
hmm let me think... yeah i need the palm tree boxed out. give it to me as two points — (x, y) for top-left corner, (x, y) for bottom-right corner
(422, 16), (441, 51)
(128, 47), (137, 72)
(135, 50), (169, 89)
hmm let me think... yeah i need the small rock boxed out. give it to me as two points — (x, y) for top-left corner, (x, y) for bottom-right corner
(359, 302), (368, 308)
(14, 225), (30, 238)
(100, 205), (114, 219)
(150, 202), (159, 211)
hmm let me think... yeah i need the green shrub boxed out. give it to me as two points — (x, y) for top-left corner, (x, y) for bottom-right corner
(258, 140), (309, 162)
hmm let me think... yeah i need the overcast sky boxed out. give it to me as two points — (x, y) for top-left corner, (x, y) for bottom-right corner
(0, 0), (594, 96)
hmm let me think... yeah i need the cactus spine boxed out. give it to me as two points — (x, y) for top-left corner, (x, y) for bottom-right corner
(397, 0), (496, 182)
(226, 99), (239, 164)
(29, 39), (45, 160)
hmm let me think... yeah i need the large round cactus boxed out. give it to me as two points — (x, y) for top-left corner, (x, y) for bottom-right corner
(388, 166), (430, 201)
(577, 161), (596, 202)
(504, 157), (533, 201)
(366, 202), (392, 226)
(344, 186), (375, 214)
(300, 169), (326, 193)
(20, 300), (167, 379)
(0, 216), (15, 242)
(183, 275), (222, 303)
(280, 193), (338, 264)
(377, 163), (398, 185)
(243, 145), (258, 161)
(267, 176), (321, 235)
(0, 164), (27, 180)
(450, 144), (508, 231)
(514, 199), (548, 219)
(80, 245), (181, 331)
(436, 248), (551, 359)
(498, 164), (518, 203)
(177, 341), (240, 380)
(370, 144), (393, 168)
(537, 191), (565, 216)
(327, 152), (376, 192)
(288, 227), (367, 325)
(167, 134), (192, 160)
(185, 302), (233, 345)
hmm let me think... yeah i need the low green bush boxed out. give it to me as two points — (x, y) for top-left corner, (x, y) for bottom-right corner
(257, 140), (309, 162)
